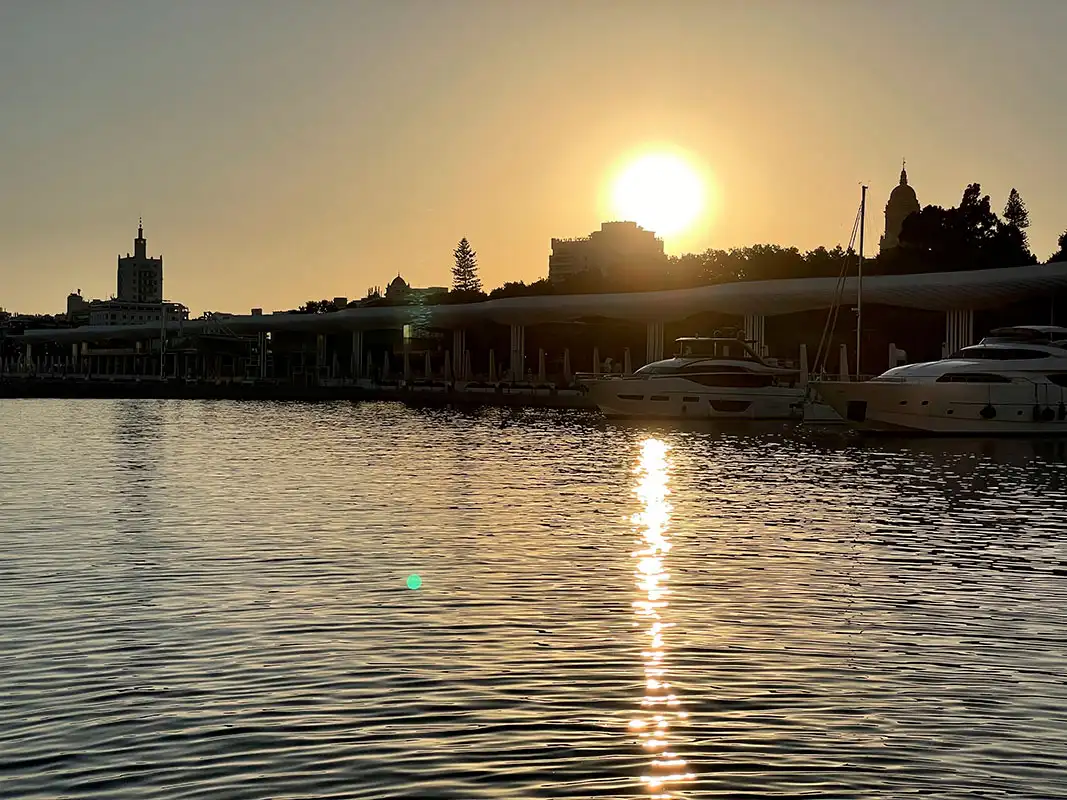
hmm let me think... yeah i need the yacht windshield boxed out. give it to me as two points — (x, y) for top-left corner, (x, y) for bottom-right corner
(675, 339), (760, 361)
(634, 363), (667, 376)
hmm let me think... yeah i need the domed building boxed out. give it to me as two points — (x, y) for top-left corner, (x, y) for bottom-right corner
(385, 273), (410, 299)
(879, 162), (921, 253)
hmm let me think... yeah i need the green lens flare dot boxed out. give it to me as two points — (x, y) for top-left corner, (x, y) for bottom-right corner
(406, 574), (423, 590)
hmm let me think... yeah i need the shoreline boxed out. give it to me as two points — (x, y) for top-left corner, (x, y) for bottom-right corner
(0, 376), (597, 409)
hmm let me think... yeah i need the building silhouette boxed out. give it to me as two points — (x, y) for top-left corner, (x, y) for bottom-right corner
(385, 274), (411, 300)
(117, 219), (163, 303)
(880, 162), (921, 253)
(77, 221), (187, 327)
(549, 221), (666, 283)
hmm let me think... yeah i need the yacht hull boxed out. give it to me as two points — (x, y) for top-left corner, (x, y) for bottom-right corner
(816, 380), (1067, 435)
(588, 378), (805, 420)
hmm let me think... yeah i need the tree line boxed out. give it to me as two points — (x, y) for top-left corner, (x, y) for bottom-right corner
(289, 182), (1067, 311)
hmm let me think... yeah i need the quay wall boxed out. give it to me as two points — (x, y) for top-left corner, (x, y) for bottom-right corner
(0, 376), (597, 410)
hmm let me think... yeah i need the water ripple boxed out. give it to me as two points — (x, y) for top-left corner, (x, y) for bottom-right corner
(1, 400), (1066, 798)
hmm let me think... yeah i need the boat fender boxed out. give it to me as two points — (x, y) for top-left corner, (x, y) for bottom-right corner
(1032, 404), (1043, 422)
(1059, 402), (1067, 421)
(980, 404), (996, 420)
(681, 404), (687, 415)
(1042, 407), (1056, 422)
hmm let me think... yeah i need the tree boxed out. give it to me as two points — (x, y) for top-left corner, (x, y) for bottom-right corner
(1003, 188), (1030, 246)
(488, 279), (555, 299)
(296, 299), (338, 314)
(883, 182), (1035, 273)
(451, 238), (482, 293)
(1049, 230), (1067, 263)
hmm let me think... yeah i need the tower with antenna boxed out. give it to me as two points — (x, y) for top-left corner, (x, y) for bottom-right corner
(116, 217), (164, 303)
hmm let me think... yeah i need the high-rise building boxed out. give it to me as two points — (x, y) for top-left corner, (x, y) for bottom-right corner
(880, 162), (921, 253)
(70, 221), (187, 328)
(117, 219), (163, 302)
(549, 221), (666, 283)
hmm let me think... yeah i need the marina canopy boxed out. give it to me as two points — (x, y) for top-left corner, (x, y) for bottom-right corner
(19, 262), (1067, 344)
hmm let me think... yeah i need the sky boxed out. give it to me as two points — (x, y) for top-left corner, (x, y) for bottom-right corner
(3, 0), (1067, 315)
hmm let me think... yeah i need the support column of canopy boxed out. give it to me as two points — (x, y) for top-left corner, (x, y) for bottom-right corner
(838, 343), (850, 382)
(259, 332), (270, 379)
(944, 309), (974, 357)
(348, 330), (362, 381)
(402, 324), (412, 382)
(743, 314), (766, 355)
(645, 322), (665, 365)
(452, 330), (466, 379)
(316, 334), (327, 381)
(509, 324), (525, 381)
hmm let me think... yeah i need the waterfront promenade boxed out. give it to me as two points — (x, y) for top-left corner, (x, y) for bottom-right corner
(8, 263), (1067, 397)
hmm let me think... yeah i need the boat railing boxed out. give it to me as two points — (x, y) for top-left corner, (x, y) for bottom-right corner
(573, 371), (629, 382)
(805, 372), (883, 383)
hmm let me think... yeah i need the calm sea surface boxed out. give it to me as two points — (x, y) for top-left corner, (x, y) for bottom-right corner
(2, 399), (1067, 799)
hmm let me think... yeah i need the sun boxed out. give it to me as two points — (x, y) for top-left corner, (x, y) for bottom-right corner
(610, 153), (705, 238)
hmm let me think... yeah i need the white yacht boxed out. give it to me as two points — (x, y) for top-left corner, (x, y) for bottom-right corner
(584, 336), (806, 420)
(815, 325), (1067, 434)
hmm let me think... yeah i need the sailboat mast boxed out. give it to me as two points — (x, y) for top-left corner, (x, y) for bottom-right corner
(856, 184), (867, 380)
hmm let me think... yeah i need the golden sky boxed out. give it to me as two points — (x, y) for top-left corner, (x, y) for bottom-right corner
(3, 0), (1066, 314)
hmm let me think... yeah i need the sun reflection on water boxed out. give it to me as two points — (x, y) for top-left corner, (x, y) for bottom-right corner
(630, 439), (695, 798)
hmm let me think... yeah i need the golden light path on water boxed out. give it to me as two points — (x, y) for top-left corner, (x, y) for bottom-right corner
(630, 439), (695, 798)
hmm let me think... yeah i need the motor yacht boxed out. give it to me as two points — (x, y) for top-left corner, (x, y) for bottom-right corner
(815, 325), (1067, 434)
(584, 336), (806, 420)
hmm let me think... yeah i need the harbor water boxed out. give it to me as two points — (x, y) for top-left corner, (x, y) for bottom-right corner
(2, 400), (1066, 799)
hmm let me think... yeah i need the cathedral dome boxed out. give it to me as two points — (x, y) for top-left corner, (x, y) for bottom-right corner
(385, 273), (410, 298)
(888, 167), (918, 206)
(880, 163), (921, 252)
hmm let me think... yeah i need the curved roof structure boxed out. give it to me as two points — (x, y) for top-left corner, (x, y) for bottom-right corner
(18, 262), (1067, 344)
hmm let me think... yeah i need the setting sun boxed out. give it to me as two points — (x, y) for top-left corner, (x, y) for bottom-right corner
(611, 153), (705, 238)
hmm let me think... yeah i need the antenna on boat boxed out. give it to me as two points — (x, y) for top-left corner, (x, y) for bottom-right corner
(856, 184), (867, 380)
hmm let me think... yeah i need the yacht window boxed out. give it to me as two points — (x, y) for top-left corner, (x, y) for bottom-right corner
(690, 372), (775, 388)
(650, 395), (669, 401)
(936, 373), (1013, 383)
(952, 347), (1050, 360)
(679, 363), (747, 374)
(1047, 374), (1067, 388)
